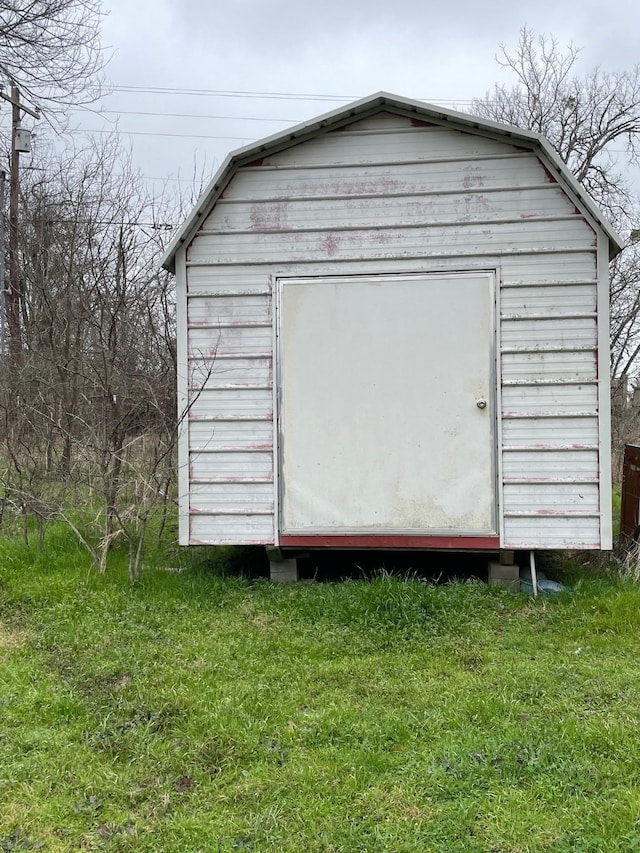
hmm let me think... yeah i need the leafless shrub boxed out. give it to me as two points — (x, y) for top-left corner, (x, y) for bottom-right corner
(0, 134), (183, 580)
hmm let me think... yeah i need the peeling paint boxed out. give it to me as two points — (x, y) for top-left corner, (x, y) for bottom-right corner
(339, 177), (401, 196)
(372, 230), (392, 245)
(249, 202), (289, 232)
(462, 168), (484, 189)
(533, 509), (593, 516)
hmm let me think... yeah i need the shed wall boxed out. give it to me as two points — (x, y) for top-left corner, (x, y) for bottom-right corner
(182, 111), (605, 549)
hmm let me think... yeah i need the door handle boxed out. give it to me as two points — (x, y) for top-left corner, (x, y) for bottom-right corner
(476, 399), (487, 409)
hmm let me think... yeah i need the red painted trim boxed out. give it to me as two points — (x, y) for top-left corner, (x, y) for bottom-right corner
(278, 535), (500, 550)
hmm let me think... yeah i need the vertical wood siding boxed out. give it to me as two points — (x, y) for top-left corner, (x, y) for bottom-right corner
(184, 112), (604, 548)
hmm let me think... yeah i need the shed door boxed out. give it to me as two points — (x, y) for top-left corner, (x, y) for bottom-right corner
(278, 272), (496, 535)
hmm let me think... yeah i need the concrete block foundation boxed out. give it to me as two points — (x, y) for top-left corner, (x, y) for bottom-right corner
(488, 560), (520, 592)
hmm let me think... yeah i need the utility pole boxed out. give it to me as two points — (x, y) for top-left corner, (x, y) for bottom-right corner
(7, 84), (20, 363)
(0, 171), (5, 358)
(0, 80), (39, 363)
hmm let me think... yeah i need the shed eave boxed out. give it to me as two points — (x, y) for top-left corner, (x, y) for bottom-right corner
(533, 135), (624, 260)
(161, 91), (624, 273)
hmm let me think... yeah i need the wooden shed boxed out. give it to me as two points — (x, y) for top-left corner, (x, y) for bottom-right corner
(162, 92), (623, 578)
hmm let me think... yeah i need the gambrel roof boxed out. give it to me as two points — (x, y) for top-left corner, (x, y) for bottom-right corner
(161, 91), (624, 273)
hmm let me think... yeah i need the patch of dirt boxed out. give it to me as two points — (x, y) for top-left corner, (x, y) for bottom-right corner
(251, 614), (278, 630)
(239, 602), (278, 630)
(111, 671), (133, 690)
(0, 622), (29, 659)
(174, 775), (195, 793)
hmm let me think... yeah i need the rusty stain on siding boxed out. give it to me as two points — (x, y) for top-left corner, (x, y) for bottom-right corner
(540, 162), (558, 183)
(323, 232), (341, 256)
(249, 202), (289, 231)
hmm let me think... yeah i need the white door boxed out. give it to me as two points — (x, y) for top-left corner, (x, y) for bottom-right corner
(278, 272), (496, 535)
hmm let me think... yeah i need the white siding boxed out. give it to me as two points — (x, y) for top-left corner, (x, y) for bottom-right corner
(182, 111), (606, 548)
(219, 158), (559, 201)
(214, 189), (576, 232)
(188, 219), (590, 265)
(263, 121), (524, 166)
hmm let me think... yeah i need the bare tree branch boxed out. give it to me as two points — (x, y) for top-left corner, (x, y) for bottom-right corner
(0, 0), (106, 115)
(472, 27), (640, 380)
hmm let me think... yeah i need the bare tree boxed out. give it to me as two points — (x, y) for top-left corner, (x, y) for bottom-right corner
(472, 27), (640, 382)
(0, 0), (106, 113)
(472, 28), (640, 222)
(0, 133), (181, 579)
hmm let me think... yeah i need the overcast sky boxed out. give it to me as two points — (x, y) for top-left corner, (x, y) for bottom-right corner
(18, 0), (640, 207)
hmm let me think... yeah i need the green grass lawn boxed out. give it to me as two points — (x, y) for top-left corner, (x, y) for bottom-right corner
(2, 530), (640, 851)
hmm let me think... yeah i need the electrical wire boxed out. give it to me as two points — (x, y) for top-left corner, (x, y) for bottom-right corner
(80, 128), (256, 141)
(94, 109), (301, 122)
(24, 217), (174, 228)
(64, 125), (634, 155)
(110, 86), (356, 101)
(109, 85), (481, 106)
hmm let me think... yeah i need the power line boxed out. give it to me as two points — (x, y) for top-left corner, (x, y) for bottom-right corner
(142, 175), (209, 183)
(84, 128), (255, 141)
(63, 125), (635, 156)
(109, 85), (481, 105)
(111, 86), (355, 101)
(95, 109), (301, 123)
(24, 217), (174, 228)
